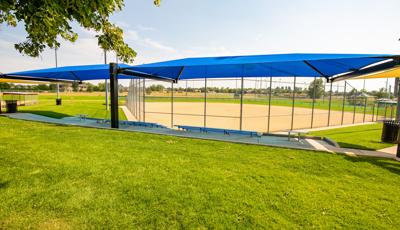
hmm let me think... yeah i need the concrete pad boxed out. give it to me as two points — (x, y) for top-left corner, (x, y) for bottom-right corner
(378, 145), (397, 155)
(121, 106), (136, 121)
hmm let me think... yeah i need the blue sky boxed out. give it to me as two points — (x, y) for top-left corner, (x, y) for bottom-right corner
(0, 0), (399, 89)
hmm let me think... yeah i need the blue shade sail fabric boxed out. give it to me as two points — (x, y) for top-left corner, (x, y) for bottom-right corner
(5, 53), (398, 82)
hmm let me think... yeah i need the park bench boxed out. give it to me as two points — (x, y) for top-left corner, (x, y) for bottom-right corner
(287, 130), (308, 142)
(120, 120), (167, 128)
(175, 125), (259, 137)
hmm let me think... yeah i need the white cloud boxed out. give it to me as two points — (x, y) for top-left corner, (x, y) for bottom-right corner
(137, 24), (155, 31)
(141, 38), (176, 53)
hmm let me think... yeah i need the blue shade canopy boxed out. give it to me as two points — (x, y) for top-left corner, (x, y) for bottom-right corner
(6, 64), (132, 82)
(4, 53), (399, 82)
(129, 53), (397, 80)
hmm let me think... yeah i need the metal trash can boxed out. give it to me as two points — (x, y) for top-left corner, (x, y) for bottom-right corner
(56, 98), (62, 105)
(381, 120), (400, 143)
(5, 100), (18, 113)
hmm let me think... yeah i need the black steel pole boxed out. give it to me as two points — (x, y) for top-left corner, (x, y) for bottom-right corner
(109, 63), (119, 128)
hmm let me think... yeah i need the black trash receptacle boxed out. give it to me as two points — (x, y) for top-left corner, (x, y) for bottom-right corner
(56, 98), (62, 105)
(381, 120), (400, 143)
(5, 100), (18, 113)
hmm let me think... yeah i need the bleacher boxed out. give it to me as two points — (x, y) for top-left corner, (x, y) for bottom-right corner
(175, 125), (260, 137)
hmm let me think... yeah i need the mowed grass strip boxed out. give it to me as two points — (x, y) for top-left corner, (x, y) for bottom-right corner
(0, 117), (399, 228)
(310, 123), (395, 150)
(19, 94), (126, 120)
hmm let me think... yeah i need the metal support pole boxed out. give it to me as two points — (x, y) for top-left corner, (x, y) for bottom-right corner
(267, 77), (272, 133)
(310, 76), (316, 128)
(171, 82), (174, 128)
(352, 94), (356, 124)
(109, 63), (119, 128)
(327, 83), (333, 126)
(143, 79), (146, 122)
(239, 76), (244, 130)
(139, 79), (142, 122)
(395, 78), (400, 121)
(204, 78), (207, 127)
(377, 103), (380, 121)
(55, 48), (59, 96)
(104, 50), (109, 111)
(132, 79), (136, 119)
(186, 80), (188, 97)
(390, 105), (394, 120)
(290, 76), (296, 130)
(371, 104), (375, 122)
(363, 97), (367, 123)
(341, 81), (347, 125)
(384, 104), (387, 120)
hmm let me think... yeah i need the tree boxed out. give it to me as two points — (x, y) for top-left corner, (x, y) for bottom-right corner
(0, 0), (161, 63)
(0, 82), (11, 90)
(86, 83), (94, 92)
(72, 82), (79, 92)
(307, 79), (324, 99)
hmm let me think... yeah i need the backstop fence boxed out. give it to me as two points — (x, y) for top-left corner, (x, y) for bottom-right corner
(127, 77), (395, 133)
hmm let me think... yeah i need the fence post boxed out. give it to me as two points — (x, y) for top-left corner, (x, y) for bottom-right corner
(137, 79), (140, 120)
(138, 79), (142, 122)
(371, 103), (375, 122)
(171, 82), (174, 128)
(186, 80), (188, 97)
(204, 77), (207, 128)
(363, 97), (367, 123)
(341, 81), (347, 125)
(133, 79), (137, 119)
(383, 103), (387, 120)
(239, 76), (244, 131)
(352, 94), (356, 124)
(267, 77), (272, 133)
(143, 79), (146, 122)
(390, 105), (394, 120)
(290, 76), (297, 130)
(327, 82), (333, 126)
(310, 76), (316, 128)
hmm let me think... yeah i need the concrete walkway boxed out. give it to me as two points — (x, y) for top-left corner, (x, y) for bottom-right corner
(2, 113), (399, 161)
(120, 106), (136, 121)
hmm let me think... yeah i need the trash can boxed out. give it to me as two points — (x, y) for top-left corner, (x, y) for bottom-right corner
(5, 100), (18, 113)
(381, 120), (400, 143)
(56, 98), (62, 105)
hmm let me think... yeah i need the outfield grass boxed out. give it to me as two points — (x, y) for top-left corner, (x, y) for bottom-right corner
(0, 117), (399, 228)
(18, 94), (126, 120)
(310, 123), (395, 150)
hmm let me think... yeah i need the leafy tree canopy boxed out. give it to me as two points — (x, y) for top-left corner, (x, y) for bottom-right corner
(0, 0), (161, 63)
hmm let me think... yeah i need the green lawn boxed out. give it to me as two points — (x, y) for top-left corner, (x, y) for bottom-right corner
(18, 94), (126, 120)
(310, 123), (395, 150)
(0, 117), (399, 228)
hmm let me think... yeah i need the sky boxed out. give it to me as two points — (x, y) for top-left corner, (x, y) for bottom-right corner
(0, 0), (399, 90)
